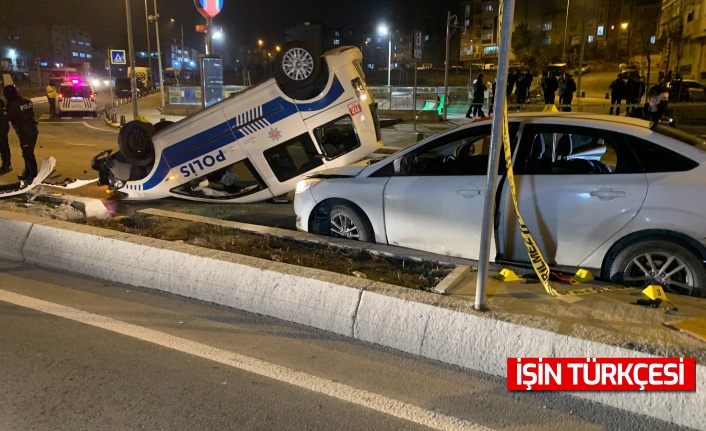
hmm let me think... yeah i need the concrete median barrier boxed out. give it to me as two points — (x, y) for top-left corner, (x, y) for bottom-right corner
(0, 209), (704, 429)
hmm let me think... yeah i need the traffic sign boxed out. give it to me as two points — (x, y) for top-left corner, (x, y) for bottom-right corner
(414, 30), (422, 59)
(194, 0), (223, 19)
(110, 50), (126, 65)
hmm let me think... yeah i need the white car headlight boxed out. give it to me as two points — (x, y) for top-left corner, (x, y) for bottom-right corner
(295, 178), (322, 194)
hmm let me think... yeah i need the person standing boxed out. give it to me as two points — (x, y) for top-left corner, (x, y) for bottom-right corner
(540, 71), (558, 105)
(609, 73), (626, 115)
(558, 73), (576, 112)
(624, 74), (640, 114)
(3, 85), (39, 182)
(466, 73), (487, 118)
(515, 72), (526, 104)
(488, 79), (497, 115)
(506, 70), (517, 103)
(524, 70), (534, 103)
(0, 99), (11, 175)
(45, 83), (57, 116)
(628, 85), (670, 122)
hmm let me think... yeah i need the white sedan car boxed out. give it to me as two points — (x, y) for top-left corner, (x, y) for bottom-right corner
(294, 113), (706, 296)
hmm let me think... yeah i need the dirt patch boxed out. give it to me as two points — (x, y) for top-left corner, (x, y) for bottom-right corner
(0, 197), (452, 290)
(85, 213), (452, 290)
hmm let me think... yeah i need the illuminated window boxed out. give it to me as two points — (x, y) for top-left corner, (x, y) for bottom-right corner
(597, 26), (604, 36)
(333, 39), (340, 45)
(543, 22), (552, 31)
(588, 35), (594, 43)
(72, 52), (78, 57)
(650, 36), (656, 44)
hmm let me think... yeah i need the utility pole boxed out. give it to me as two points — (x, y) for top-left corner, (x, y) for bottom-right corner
(150, 0), (165, 109)
(125, 0), (139, 119)
(144, 0), (152, 76)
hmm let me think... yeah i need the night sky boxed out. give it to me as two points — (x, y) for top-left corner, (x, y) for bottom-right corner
(7, 0), (466, 50)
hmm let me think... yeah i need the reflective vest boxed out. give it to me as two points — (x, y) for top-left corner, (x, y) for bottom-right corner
(46, 85), (57, 99)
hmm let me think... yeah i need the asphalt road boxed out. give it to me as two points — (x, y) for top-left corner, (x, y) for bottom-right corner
(0, 259), (693, 431)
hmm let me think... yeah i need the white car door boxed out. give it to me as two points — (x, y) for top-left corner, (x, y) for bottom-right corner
(383, 124), (511, 260)
(500, 123), (648, 267)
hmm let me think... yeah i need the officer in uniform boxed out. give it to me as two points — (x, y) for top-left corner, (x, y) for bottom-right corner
(3, 85), (38, 182)
(0, 98), (11, 175)
(45, 83), (57, 116)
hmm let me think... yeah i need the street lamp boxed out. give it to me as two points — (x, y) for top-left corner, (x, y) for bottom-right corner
(562, 0), (570, 63)
(378, 24), (391, 86)
(444, 12), (464, 121)
(144, 0), (152, 77)
(621, 22), (628, 30)
(147, 0), (165, 108)
(170, 18), (185, 70)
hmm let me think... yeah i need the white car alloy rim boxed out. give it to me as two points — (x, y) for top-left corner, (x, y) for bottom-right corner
(281, 47), (315, 81)
(622, 251), (695, 294)
(330, 213), (360, 239)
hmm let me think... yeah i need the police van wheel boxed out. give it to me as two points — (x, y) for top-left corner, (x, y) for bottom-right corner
(275, 41), (322, 97)
(118, 120), (156, 167)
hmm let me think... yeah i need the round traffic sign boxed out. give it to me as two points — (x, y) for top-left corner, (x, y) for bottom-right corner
(194, 0), (223, 19)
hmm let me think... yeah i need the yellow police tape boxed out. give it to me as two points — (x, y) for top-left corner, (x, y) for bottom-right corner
(500, 99), (558, 296)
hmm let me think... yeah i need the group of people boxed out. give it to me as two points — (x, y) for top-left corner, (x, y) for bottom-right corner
(608, 73), (646, 116)
(464, 69), (536, 118)
(0, 85), (39, 182)
(540, 71), (577, 111)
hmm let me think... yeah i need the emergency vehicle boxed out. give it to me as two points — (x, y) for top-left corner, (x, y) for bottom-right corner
(92, 42), (383, 203)
(57, 80), (98, 117)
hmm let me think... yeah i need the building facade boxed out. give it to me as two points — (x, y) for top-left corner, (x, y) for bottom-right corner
(661, 0), (704, 81)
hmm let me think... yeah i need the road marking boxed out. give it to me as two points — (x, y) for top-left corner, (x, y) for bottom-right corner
(82, 121), (119, 133)
(0, 289), (492, 431)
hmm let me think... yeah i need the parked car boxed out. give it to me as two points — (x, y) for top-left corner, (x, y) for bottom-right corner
(546, 63), (567, 76)
(572, 64), (591, 75)
(294, 113), (706, 296)
(667, 79), (706, 102)
(114, 77), (146, 99)
(57, 80), (97, 117)
(92, 42), (383, 204)
(620, 62), (640, 75)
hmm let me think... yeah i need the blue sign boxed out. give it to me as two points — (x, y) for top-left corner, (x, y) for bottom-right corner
(110, 50), (126, 65)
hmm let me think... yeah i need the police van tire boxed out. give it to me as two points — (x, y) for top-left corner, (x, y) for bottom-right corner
(329, 204), (374, 243)
(275, 41), (322, 97)
(607, 238), (706, 297)
(118, 120), (156, 167)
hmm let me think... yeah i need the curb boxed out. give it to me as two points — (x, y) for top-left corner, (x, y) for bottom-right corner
(0, 210), (703, 430)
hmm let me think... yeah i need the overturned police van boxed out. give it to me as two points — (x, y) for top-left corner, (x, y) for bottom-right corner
(92, 42), (383, 203)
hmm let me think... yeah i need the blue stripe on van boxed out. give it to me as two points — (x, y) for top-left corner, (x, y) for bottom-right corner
(140, 75), (346, 191)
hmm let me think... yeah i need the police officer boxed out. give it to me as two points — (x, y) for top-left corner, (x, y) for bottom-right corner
(628, 85), (669, 123)
(0, 98), (11, 175)
(3, 85), (38, 182)
(45, 83), (57, 116)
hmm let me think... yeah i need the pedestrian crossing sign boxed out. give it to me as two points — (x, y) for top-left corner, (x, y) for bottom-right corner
(110, 50), (126, 65)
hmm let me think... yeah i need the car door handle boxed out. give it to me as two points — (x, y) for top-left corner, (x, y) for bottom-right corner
(457, 189), (484, 198)
(590, 189), (628, 200)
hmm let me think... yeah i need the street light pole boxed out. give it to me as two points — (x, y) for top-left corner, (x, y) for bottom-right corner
(443, 11), (463, 122)
(562, 0), (570, 63)
(150, 0), (165, 109)
(125, 0), (139, 119)
(387, 33), (391, 87)
(144, 0), (152, 76)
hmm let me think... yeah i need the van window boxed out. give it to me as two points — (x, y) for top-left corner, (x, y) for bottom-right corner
(264, 133), (324, 182)
(313, 115), (361, 159)
(170, 158), (267, 200)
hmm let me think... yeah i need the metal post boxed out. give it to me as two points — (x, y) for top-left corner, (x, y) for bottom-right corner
(107, 49), (114, 109)
(562, 0), (570, 64)
(153, 0), (165, 109)
(144, 0), (152, 76)
(181, 24), (185, 69)
(443, 11), (451, 122)
(576, 0), (587, 105)
(387, 34), (392, 87)
(413, 58), (417, 132)
(206, 18), (213, 55)
(475, 0), (516, 311)
(125, 0), (139, 120)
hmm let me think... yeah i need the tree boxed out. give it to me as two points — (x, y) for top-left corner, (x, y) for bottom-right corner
(511, 22), (533, 65)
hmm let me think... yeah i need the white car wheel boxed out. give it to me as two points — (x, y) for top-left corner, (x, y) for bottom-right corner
(329, 205), (374, 242)
(609, 239), (706, 297)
